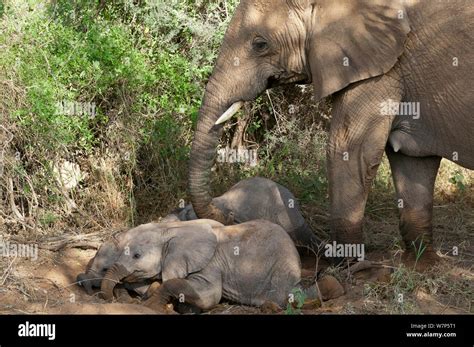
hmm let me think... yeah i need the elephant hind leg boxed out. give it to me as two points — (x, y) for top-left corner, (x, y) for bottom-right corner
(386, 148), (441, 271)
(144, 276), (222, 313)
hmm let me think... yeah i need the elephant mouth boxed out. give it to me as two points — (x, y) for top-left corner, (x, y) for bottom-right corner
(77, 272), (103, 295)
(268, 72), (310, 88)
(214, 71), (311, 126)
(123, 270), (160, 283)
(123, 271), (142, 283)
(101, 264), (162, 301)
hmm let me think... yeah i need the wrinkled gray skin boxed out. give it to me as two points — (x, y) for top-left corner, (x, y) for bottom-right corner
(76, 232), (124, 295)
(76, 220), (222, 296)
(76, 232), (151, 296)
(101, 219), (316, 311)
(174, 177), (320, 248)
(188, 0), (474, 268)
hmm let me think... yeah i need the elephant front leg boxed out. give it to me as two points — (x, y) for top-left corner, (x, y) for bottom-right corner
(144, 275), (222, 314)
(386, 148), (441, 270)
(113, 286), (140, 304)
(328, 79), (399, 253)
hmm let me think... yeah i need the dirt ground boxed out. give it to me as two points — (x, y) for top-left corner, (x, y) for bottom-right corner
(0, 237), (472, 315)
(1, 159), (473, 315)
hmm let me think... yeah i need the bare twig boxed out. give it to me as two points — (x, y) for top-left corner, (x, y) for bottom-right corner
(266, 90), (281, 132)
(7, 176), (24, 222)
(1, 256), (17, 286)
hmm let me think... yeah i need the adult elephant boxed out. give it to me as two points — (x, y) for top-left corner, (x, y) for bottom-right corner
(188, 0), (473, 268)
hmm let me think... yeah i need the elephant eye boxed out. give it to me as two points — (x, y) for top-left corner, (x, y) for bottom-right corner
(102, 267), (109, 272)
(252, 37), (269, 52)
(133, 253), (141, 259)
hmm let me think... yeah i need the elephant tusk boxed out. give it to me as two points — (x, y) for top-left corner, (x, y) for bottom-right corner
(215, 101), (244, 125)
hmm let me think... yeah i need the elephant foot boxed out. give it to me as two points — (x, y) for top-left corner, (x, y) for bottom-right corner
(327, 220), (370, 270)
(113, 287), (140, 304)
(143, 284), (178, 314)
(144, 281), (161, 300)
(332, 219), (364, 245)
(326, 220), (365, 263)
(402, 246), (440, 272)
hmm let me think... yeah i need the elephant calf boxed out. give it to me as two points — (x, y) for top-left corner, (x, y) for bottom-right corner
(169, 177), (321, 249)
(76, 220), (223, 297)
(101, 219), (318, 312)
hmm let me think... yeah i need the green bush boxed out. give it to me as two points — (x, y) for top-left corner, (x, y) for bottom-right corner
(0, 0), (242, 232)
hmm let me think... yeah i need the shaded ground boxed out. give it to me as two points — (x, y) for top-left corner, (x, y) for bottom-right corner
(0, 235), (472, 315)
(1, 160), (472, 315)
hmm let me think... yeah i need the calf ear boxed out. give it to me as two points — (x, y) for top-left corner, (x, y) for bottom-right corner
(111, 230), (126, 247)
(162, 224), (217, 281)
(310, 0), (410, 100)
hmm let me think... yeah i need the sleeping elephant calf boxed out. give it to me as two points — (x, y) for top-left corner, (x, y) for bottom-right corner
(170, 177), (321, 250)
(101, 219), (319, 313)
(77, 220), (223, 297)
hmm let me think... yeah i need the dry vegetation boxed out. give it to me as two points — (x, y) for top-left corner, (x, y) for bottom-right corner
(0, 0), (472, 314)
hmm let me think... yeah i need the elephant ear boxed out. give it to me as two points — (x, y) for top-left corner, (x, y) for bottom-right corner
(310, 0), (411, 100)
(161, 224), (217, 281)
(111, 230), (126, 247)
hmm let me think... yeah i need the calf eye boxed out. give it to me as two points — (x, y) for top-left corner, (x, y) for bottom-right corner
(102, 267), (109, 272)
(133, 253), (141, 259)
(253, 37), (269, 52)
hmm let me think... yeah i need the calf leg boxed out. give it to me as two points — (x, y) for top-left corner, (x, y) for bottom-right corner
(386, 148), (441, 270)
(113, 286), (139, 304)
(144, 275), (222, 313)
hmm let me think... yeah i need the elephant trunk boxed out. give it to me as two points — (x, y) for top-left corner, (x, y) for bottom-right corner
(77, 257), (96, 294)
(76, 273), (94, 295)
(100, 263), (130, 301)
(188, 78), (236, 224)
